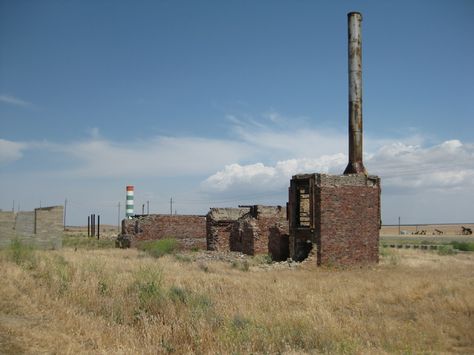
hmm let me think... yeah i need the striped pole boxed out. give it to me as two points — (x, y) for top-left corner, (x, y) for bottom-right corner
(126, 185), (134, 219)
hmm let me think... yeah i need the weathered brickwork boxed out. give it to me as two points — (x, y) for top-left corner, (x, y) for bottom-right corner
(122, 215), (206, 250)
(206, 208), (250, 251)
(268, 222), (290, 261)
(208, 206), (289, 259)
(289, 173), (380, 266)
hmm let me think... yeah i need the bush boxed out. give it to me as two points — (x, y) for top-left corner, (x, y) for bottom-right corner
(138, 238), (178, 258)
(129, 266), (164, 314)
(7, 239), (37, 269)
(169, 286), (190, 304)
(252, 254), (273, 265)
(450, 241), (474, 252)
(438, 245), (456, 255)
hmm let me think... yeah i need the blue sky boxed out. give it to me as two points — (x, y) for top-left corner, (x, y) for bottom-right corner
(1, 0), (473, 226)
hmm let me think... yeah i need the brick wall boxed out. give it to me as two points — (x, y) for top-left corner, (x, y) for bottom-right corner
(122, 214), (206, 250)
(317, 175), (380, 266)
(206, 208), (250, 251)
(289, 173), (380, 266)
(268, 222), (290, 261)
(213, 205), (289, 258)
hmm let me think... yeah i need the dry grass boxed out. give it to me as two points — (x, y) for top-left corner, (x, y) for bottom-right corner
(1, 244), (473, 354)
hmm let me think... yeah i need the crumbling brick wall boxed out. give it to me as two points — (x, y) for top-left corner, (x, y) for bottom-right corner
(206, 208), (250, 251)
(245, 206), (288, 256)
(215, 205), (289, 258)
(289, 173), (380, 266)
(122, 215), (206, 250)
(268, 222), (290, 261)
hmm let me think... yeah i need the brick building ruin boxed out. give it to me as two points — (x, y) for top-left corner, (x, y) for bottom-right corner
(121, 206), (289, 261)
(206, 205), (289, 261)
(284, 12), (381, 266)
(121, 214), (206, 250)
(288, 174), (380, 266)
(118, 12), (381, 267)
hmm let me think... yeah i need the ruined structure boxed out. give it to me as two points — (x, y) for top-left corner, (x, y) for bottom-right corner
(206, 205), (289, 260)
(206, 207), (250, 252)
(288, 174), (380, 265)
(287, 12), (381, 266)
(0, 206), (64, 249)
(117, 12), (380, 267)
(121, 214), (207, 250)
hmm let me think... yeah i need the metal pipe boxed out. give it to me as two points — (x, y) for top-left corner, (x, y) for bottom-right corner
(344, 12), (367, 175)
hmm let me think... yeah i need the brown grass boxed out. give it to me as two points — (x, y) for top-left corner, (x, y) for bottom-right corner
(1, 245), (473, 354)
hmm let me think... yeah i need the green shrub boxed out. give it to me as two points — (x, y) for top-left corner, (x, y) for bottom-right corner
(450, 241), (474, 252)
(168, 286), (213, 318)
(437, 245), (456, 255)
(379, 246), (390, 257)
(169, 286), (189, 304)
(130, 266), (164, 313)
(252, 254), (273, 265)
(138, 238), (178, 258)
(7, 239), (37, 269)
(379, 247), (400, 265)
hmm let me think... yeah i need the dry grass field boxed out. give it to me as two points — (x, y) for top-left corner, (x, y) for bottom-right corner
(1, 241), (473, 354)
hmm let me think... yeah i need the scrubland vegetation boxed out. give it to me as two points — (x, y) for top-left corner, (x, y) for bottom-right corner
(1, 238), (473, 354)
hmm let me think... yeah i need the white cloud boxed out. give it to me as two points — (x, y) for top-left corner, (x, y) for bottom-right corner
(202, 154), (346, 192)
(0, 94), (32, 107)
(202, 139), (474, 195)
(2, 111), (473, 223)
(42, 136), (253, 178)
(370, 139), (474, 190)
(229, 114), (347, 159)
(0, 139), (27, 164)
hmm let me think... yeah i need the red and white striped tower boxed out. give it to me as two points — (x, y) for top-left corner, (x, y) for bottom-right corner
(126, 185), (134, 219)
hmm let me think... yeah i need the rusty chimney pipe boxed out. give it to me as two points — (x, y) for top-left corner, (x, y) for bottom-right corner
(344, 12), (367, 175)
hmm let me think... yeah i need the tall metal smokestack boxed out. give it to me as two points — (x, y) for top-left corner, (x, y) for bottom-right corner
(344, 12), (367, 175)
